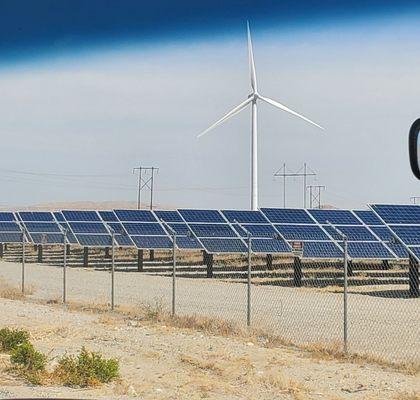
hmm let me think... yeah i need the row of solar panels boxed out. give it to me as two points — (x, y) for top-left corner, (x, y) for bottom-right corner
(0, 205), (417, 260)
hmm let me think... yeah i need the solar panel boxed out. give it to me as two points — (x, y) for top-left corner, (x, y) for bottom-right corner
(274, 224), (330, 241)
(98, 211), (119, 222)
(232, 224), (278, 238)
(308, 209), (361, 225)
(250, 238), (291, 253)
(353, 210), (383, 226)
(113, 209), (173, 250)
(154, 210), (202, 250)
(370, 204), (420, 224)
(0, 213), (26, 244)
(348, 242), (394, 259)
(61, 210), (112, 248)
(388, 226), (420, 246)
(260, 208), (315, 224)
(199, 238), (247, 253)
(17, 211), (65, 244)
(323, 225), (377, 241)
(301, 242), (343, 259)
(178, 209), (226, 223)
(221, 210), (267, 224)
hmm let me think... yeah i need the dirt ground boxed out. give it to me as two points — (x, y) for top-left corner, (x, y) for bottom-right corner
(0, 296), (418, 400)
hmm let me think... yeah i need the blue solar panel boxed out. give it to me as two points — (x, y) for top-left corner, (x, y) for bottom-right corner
(122, 222), (166, 236)
(175, 236), (202, 250)
(178, 209), (225, 223)
(98, 211), (119, 222)
(221, 210), (267, 223)
(302, 242), (343, 258)
(131, 236), (173, 249)
(30, 233), (64, 245)
(348, 242), (394, 259)
(260, 208), (314, 224)
(54, 212), (65, 222)
(164, 223), (191, 236)
(387, 243), (408, 258)
(68, 222), (109, 234)
(0, 222), (21, 232)
(0, 212), (16, 222)
(251, 239), (291, 253)
(408, 246), (420, 259)
(274, 225), (330, 241)
(24, 222), (60, 233)
(353, 210), (383, 225)
(370, 204), (420, 224)
(232, 224), (278, 238)
(308, 209), (361, 225)
(189, 224), (237, 238)
(76, 234), (113, 247)
(56, 222), (78, 244)
(154, 210), (184, 223)
(388, 226), (420, 246)
(0, 232), (23, 243)
(114, 209), (157, 222)
(323, 225), (377, 241)
(370, 226), (394, 241)
(62, 210), (101, 222)
(200, 238), (247, 253)
(18, 212), (54, 222)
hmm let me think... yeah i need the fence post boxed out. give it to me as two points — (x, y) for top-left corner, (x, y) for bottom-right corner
(21, 231), (25, 294)
(63, 230), (67, 304)
(111, 232), (115, 310)
(172, 232), (177, 316)
(247, 234), (252, 327)
(343, 236), (349, 354)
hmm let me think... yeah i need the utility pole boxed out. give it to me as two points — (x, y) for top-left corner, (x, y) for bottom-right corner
(274, 163), (316, 208)
(132, 166), (159, 210)
(307, 185), (326, 209)
(410, 196), (420, 204)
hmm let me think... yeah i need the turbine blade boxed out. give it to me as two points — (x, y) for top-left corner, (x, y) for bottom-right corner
(247, 21), (257, 92)
(259, 95), (324, 130)
(197, 97), (252, 138)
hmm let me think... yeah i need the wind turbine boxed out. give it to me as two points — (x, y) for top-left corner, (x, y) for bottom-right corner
(198, 22), (324, 211)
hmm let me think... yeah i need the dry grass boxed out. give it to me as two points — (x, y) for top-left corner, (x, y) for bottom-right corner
(180, 354), (224, 376)
(394, 393), (420, 400)
(259, 371), (308, 400)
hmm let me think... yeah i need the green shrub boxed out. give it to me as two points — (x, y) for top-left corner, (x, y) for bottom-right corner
(10, 341), (47, 372)
(0, 328), (30, 352)
(55, 347), (119, 387)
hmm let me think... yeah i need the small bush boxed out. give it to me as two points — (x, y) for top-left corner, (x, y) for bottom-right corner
(54, 347), (119, 387)
(10, 341), (47, 372)
(0, 328), (30, 352)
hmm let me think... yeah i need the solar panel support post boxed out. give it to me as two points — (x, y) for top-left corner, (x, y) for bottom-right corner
(37, 245), (43, 263)
(83, 247), (89, 268)
(203, 251), (213, 278)
(0, 243), (3, 258)
(347, 260), (354, 277)
(266, 254), (273, 270)
(66, 244), (71, 256)
(105, 247), (111, 258)
(381, 260), (390, 270)
(137, 249), (144, 272)
(408, 254), (420, 298)
(149, 249), (155, 261)
(293, 257), (302, 287)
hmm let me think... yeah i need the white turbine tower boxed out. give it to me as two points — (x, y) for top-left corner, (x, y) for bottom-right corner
(198, 22), (324, 211)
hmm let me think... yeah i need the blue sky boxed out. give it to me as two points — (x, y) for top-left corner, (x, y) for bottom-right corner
(1, 1), (420, 209)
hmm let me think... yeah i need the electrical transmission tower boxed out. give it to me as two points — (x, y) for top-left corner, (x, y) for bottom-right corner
(307, 185), (326, 209)
(274, 163), (316, 208)
(132, 166), (159, 210)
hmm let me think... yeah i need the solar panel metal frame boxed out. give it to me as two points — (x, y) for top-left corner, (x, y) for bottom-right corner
(17, 211), (65, 245)
(97, 210), (135, 248)
(61, 210), (113, 248)
(178, 209), (248, 254)
(369, 204), (420, 260)
(0, 212), (28, 244)
(113, 209), (173, 250)
(221, 209), (293, 255)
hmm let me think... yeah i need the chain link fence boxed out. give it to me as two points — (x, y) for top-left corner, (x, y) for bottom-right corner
(0, 241), (418, 366)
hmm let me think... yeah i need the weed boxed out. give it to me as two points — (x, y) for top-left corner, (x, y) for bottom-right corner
(10, 341), (47, 372)
(0, 328), (30, 352)
(53, 347), (119, 387)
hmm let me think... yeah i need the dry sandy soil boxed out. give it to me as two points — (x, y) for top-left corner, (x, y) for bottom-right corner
(0, 296), (419, 400)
